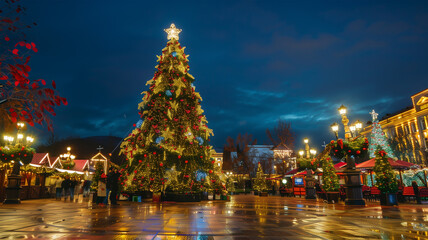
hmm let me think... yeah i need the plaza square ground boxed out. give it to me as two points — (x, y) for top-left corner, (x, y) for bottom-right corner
(0, 195), (428, 239)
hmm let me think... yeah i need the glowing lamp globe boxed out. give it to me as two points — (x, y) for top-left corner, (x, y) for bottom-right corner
(331, 122), (339, 132)
(355, 120), (363, 130)
(338, 105), (347, 115)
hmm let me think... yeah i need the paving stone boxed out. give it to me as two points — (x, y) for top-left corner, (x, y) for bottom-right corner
(1, 195), (428, 239)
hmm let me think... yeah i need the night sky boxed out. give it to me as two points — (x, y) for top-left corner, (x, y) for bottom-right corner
(22, 1), (428, 151)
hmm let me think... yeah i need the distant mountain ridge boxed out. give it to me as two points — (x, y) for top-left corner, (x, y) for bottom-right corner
(36, 136), (126, 165)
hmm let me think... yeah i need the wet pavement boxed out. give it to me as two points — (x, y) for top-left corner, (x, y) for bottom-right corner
(1, 195), (428, 239)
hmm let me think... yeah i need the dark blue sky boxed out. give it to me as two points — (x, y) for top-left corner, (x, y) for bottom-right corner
(23, 0), (428, 151)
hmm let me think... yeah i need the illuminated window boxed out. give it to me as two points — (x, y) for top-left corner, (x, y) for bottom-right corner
(421, 117), (427, 131)
(411, 122), (417, 132)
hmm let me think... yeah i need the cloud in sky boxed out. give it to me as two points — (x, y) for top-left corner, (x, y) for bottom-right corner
(18, 0), (428, 151)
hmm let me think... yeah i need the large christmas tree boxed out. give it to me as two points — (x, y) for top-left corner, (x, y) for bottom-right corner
(120, 24), (214, 194)
(368, 110), (395, 159)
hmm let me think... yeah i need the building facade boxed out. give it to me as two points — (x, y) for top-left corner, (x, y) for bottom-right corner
(361, 89), (428, 165)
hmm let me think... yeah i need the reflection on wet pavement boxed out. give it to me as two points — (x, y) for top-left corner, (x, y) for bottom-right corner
(1, 195), (428, 239)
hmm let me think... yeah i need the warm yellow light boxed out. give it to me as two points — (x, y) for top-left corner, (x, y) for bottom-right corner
(330, 122), (339, 132)
(164, 23), (182, 40)
(17, 122), (25, 128)
(298, 150), (304, 156)
(338, 105), (347, 115)
(17, 134), (23, 139)
(274, 166), (277, 169)
(350, 125), (356, 132)
(355, 120), (363, 130)
(70, 155), (76, 160)
(303, 138), (309, 144)
(67, 147), (71, 151)
(26, 136), (34, 143)
(310, 149), (317, 155)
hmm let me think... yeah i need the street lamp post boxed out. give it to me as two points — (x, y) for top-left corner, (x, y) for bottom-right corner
(349, 125), (356, 138)
(298, 150), (304, 159)
(3, 122), (34, 204)
(303, 138), (310, 158)
(330, 122), (339, 140)
(354, 120), (363, 136)
(338, 105), (352, 140)
(59, 147), (76, 169)
(310, 149), (317, 158)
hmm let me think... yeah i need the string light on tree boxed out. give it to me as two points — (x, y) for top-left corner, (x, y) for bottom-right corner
(120, 23), (214, 197)
(368, 110), (396, 159)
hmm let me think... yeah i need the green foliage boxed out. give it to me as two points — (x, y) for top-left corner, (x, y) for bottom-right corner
(91, 162), (105, 191)
(373, 147), (398, 193)
(297, 157), (316, 171)
(322, 156), (339, 192)
(21, 164), (55, 175)
(119, 37), (214, 193)
(226, 176), (235, 192)
(253, 163), (268, 192)
(328, 137), (369, 161)
(0, 146), (35, 164)
(60, 160), (75, 170)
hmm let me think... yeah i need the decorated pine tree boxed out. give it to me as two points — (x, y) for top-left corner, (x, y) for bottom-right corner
(369, 110), (395, 158)
(322, 157), (339, 192)
(226, 176), (235, 193)
(373, 147), (398, 193)
(253, 163), (268, 192)
(119, 24), (214, 195)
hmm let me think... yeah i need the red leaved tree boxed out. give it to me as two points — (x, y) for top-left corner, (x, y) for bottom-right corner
(0, 1), (66, 132)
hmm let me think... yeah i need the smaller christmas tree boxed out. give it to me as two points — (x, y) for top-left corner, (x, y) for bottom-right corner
(253, 163), (268, 192)
(322, 157), (339, 192)
(226, 176), (235, 193)
(373, 147), (398, 193)
(369, 110), (395, 158)
(91, 162), (105, 191)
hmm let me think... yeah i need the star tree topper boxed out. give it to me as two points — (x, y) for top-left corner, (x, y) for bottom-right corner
(164, 23), (182, 40)
(370, 109), (378, 121)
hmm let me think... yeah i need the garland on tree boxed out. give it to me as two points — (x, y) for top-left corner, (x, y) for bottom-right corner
(119, 25), (214, 194)
(321, 156), (339, 192)
(253, 163), (268, 192)
(373, 147), (398, 193)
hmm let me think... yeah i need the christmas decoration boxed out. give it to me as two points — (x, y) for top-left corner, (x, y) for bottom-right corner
(0, 146), (34, 165)
(119, 24), (214, 195)
(368, 110), (395, 158)
(328, 137), (369, 161)
(373, 147), (398, 193)
(321, 156), (339, 192)
(253, 163), (268, 192)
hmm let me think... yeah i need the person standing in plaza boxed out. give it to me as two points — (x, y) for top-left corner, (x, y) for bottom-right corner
(62, 175), (71, 201)
(412, 181), (422, 204)
(55, 176), (63, 200)
(69, 177), (77, 202)
(108, 168), (120, 205)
